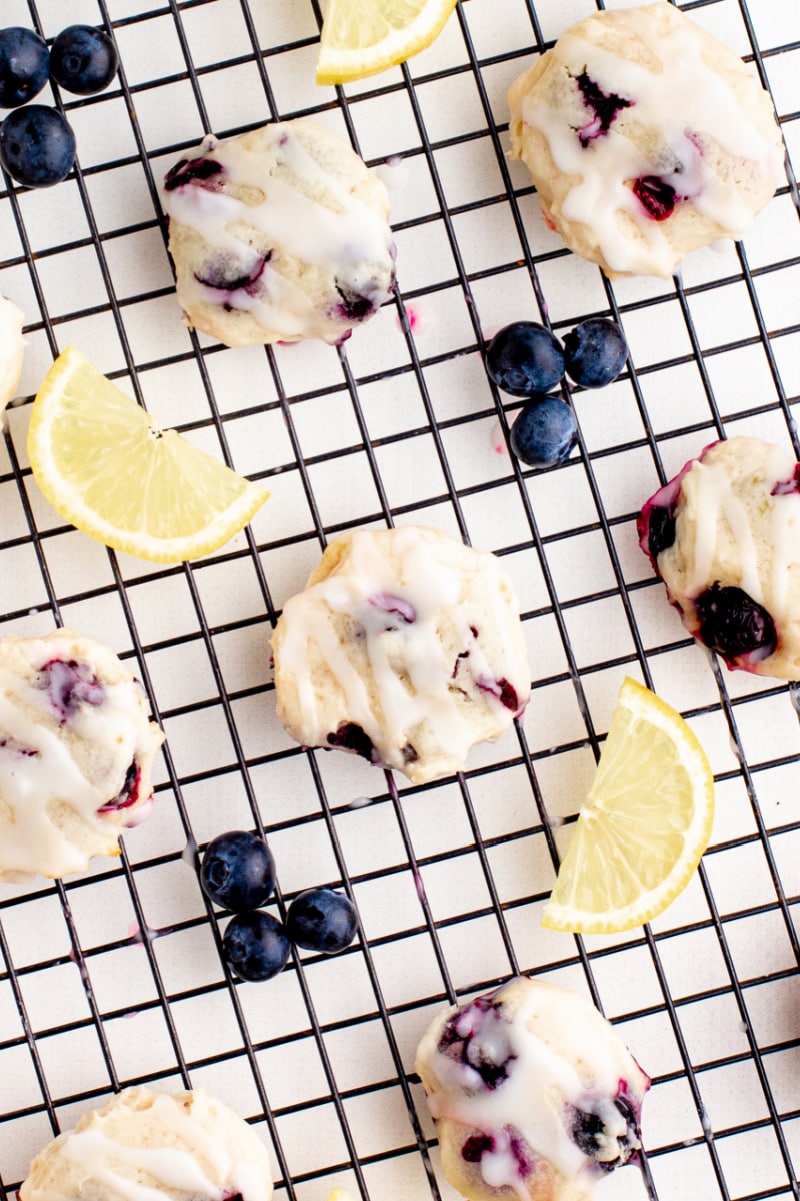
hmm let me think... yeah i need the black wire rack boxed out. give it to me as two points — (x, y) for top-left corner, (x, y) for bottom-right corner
(1, 0), (799, 1199)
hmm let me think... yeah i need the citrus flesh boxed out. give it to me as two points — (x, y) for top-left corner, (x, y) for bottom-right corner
(316, 0), (459, 85)
(542, 677), (715, 934)
(27, 346), (269, 563)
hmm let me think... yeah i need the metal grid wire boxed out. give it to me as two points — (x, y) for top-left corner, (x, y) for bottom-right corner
(1, 0), (799, 1199)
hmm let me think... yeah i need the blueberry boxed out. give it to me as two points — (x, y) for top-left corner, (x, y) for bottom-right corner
(645, 504), (676, 561)
(575, 72), (632, 146)
(438, 996), (515, 1091)
(0, 27), (50, 108)
(633, 175), (676, 221)
(39, 658), (104, 722)
(485, 321), (565, 397)
(199, 830), (276, 912)
(509, 395), (577, 468)
(221, 910), (291, 982)
(566, 1096), (641, 1170)
(0, 104), (75, 187)
(97, 760), (141, 814)
(163, 156), (224, 192)
(563, 318), (628, 389)
(326, 721), (377, 763)
(694, 583), (777, 664)
(286, 887), (358, 954)
(49, 25), (118, 96)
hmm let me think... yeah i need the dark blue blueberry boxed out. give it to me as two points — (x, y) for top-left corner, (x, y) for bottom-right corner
(221, 910), (291, 982)
(645, 503), (676, 561)
(200, 830), (276, 912)
(695, 583), (776, 664)
(438, 996), (515, 1091)
(462, 1134), (493, 1163)
(509, 395), (577, 468)
(326, 721), (377, 763)
(286, 886), (358, 954)
(485, 321), (565, 397)
(40, 658), (104, 722)
(0, 104), (75, 187)
(632, 175), (676, 221)
(575, 72), (632, 146)
(563, 318), (628, 389)
(334, 285), (376, 322)
(566, 1095), (641, 1170)
(194, 252), (268, 293)
(0, 27), (50, 108)
(163, 155), (224, 192)
(49, 25), (118, 96)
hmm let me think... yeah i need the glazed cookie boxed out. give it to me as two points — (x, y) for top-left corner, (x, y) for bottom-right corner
(0, 630), (165, 883)
(416, 977), (650, 1201)
(638, 436), (800, 680)
(19, 1086), (272, 1201)
(270, 526), (531, 785)
(508, 3), (784, 278)
(162, 118), (396, 347)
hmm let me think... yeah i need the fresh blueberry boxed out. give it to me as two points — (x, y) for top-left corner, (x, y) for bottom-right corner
(49, 25), (118, 96)
(286, 886), (358, 954)
(694, 583), (776, 664)
(485, 321), (565, 397)
(0, 104), (75, 187)
(199, 830), (276, 912)
(509, 395), (577, 468)
(0, 27), (50, 108)
(221, 910), (291, 982)
(563, 318), (628, 389)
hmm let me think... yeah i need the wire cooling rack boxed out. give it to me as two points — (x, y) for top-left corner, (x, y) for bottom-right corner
(1, 0), (799, 1199)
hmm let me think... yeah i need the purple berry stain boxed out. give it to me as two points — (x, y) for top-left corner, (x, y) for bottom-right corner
(40, 659), (105, 723)
(772, 464), (800, 496)
(195, 252), (269, 296)
(368, 593), (416, 623)
(163, 156), (224, 192)
(575, 72), (632, 146)
(476, 675), (521, 715)
(438, 995), (515, 1091)
(633, 176), (677, 221)
(98, 760), (142, 814)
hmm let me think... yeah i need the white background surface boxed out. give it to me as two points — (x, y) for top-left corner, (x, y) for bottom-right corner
(1, 1), (799, 1200)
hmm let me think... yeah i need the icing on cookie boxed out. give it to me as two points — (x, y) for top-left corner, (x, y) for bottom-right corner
(163, 122), (395, 341)
(517, 5), (783, 275)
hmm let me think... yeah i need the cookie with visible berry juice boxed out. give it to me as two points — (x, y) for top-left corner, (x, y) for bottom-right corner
(507, 3), (783, 278)
(638, 436), (800, 680)
(0, 630), (164, 883)
(271, 526), (531, 784)
(19, 1086), (272, 1201)
(415, 976), (650, 1201)
(162, 118), (396, 347)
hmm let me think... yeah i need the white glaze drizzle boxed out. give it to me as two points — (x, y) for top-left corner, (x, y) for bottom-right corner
(418, 983), (644, 1194)
(275, 528), (529, 768)
(163, 123), (394, 340)
(681, 441), (800, 620)
(24, 1091), (271, 1201)
(520, 6), (783, 275)
(0, 641), (158, 880)
(0, 295), (25, 411)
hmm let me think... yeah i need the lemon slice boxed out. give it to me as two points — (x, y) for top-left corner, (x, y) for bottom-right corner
(27, 346), (269, 564)
(542, 678), (714, 934)
(316, 0), (459, 85)
(326, 1190), (356, 1201)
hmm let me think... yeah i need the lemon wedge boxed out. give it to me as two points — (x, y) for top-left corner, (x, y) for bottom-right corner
(316, 0), (459, 85)
(542, 677), (715, 934)
(27, 346), (269, 563)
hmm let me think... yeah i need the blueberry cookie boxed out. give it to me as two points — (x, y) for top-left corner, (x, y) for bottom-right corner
(638, 436), (800, 680)
(270, 526), (531, 784)
(0, 630), (165, 883)
(0, 295), (25, 411)
(19, 1086), (272, 1201)
(162, 119), (396, 347)
(416, 977), (650, 1201)
(508, 3), (784, 278)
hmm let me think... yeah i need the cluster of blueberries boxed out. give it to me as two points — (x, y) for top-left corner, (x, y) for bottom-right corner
(485, 317), (628, 468)
(0, 24), (118, 188)
(199, 830), (359, 983)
